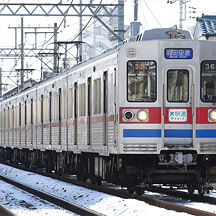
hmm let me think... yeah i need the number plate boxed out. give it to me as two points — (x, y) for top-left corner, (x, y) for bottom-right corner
(169, 109), (187, 122)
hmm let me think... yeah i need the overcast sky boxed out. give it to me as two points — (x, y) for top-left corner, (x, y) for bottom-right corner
(125, 0), (216, 30)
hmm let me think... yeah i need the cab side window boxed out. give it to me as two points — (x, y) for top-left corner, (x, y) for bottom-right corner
(201, 61), (216, 102)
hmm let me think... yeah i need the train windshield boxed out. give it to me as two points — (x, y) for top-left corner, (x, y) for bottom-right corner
(127, 60), (156, 102)
(201, 61), (216, 102)
(167, 69), (189, 102)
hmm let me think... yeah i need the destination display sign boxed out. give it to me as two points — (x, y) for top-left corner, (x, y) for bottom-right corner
(165, 48), (193, 59)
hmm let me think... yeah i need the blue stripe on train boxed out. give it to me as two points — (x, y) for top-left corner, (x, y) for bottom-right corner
(196, 130), (216, 138)
(164, 129), (192, 138)
(123, 129), (161, 138)
(123, 129), (216, 138)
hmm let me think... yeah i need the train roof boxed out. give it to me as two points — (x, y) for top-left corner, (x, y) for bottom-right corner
(135, 27), (192, 41)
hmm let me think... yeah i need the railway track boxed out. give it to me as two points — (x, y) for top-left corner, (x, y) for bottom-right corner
(1, 161), (216, 216)
(0, 173), (104, 216)
(143, 186), (216, 205)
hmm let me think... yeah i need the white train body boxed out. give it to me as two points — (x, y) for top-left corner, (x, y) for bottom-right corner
(1, 28), (216, 192)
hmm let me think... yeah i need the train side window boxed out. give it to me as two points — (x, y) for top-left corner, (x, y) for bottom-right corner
(25, 101), (27, 126)
(58, 88), (61, 121)
(127, 60), (157, 102)
(94, 78), (101, 114)
(63, 90), (67, 120)
(41, 95), (44, 124)
(33, 99), (37, 124)
(167, 69), (189, 102)
(21, 103), (25, 126)
(37, 98), (41, 124)
(79, 84), (86, 116)
(31, 99), (33, 125)
(201, 61), (216, 102)
(49, 92), (52, 121)
(43, 96), (48, 122)
(53, 93), (58, 121)
(68, 88), (73, 118)
(3, 108), (5, 143)
(12, 105), (14, 143)
(27, 101), (31, 126)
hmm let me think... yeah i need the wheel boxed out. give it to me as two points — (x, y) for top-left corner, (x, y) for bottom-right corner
(198, 188), (205, 196)
(127, 186), (135, 194)
(188, 188), (195, 194)
(136, 187), (144, 196)
(187, 185), (195, 194)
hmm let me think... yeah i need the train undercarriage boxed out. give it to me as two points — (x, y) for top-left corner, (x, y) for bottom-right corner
(0, 147), (216, 195)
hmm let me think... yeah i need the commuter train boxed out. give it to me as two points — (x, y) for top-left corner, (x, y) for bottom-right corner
(0, 26), (216, 195)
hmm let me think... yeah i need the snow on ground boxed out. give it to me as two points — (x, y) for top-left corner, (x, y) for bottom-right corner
(0, 163), (212, 216)
(0, 179), (75, 216)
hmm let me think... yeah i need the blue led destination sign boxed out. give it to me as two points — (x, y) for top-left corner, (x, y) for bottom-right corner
(165, 48), (193, 59)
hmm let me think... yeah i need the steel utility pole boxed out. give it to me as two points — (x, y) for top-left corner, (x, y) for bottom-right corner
(118, 0), (124, 42)
(21, 17), (24, 90)
(134, 0), (138, 21)
(167, 0), (191, 29)
(79, 0), (83, 62)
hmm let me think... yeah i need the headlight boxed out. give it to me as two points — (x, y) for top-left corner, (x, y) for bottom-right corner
(209, 109), (216, 122)
(123, 110), (134, 121)
(137, 110), (149, 122)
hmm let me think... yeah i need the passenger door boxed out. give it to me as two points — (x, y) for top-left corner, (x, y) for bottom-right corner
(163, 68), (193, 147)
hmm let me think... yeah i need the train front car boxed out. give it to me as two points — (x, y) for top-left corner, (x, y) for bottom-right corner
(117, 28), (216, 194)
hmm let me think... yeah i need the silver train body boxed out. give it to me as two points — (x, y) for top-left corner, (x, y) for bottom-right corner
(1, 28), (216, 193)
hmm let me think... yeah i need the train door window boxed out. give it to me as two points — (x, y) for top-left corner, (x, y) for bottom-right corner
(12, 105), (14, 143)
(27, 101), (31, 126)
(43, 96), (48, 123)
(25, 101), (27, 126)
(19, 103), (21, 143)
(49, 92), (52, 144)
(74, 82), (77, 145)
(68, 88), (72, 119)
(103, 72), (108, 114)
(87, 77), (92, 145)
(127, 61), (157, 102)
(79, 84), (86, 116)
(21, 104), (25, 126)
(103, 72), (108, 146)
(167, 69), (189, 102)
(7, 107), (9, 143)
(25, 101), (29, 143)
(33, 99), (37, 125)
(201, 61), (216, 102)
(3, 108), (5, 143)
(31, 99), (33, 144)
(37, 98), (41, 124)
(58, 88), (61, 145)
(6, 108), (9, 143)
(110, 73), (114, 113)
(94, 78), (101, 114)
(53, 93), (57, 121)
(88, 77), (92, 116)
(41, 95), (43, 144)
(63, 90), (67, 120)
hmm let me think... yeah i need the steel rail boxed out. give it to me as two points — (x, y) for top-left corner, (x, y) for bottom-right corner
(1, 162), (216, 216)
(0, 204), (15, 216)
(0, 174), (105, 216)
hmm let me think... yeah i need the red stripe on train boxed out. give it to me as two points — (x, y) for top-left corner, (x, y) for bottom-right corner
(119, 107), (161, 124)
(196, 107), (216, 124)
